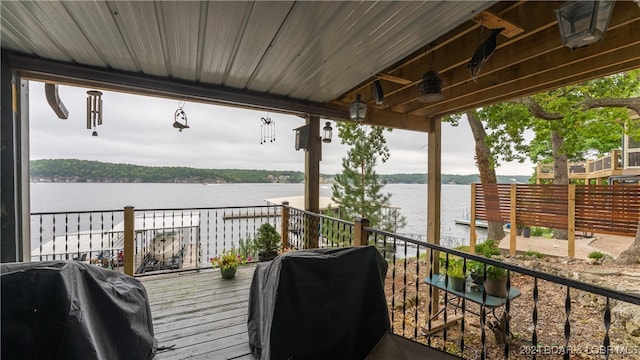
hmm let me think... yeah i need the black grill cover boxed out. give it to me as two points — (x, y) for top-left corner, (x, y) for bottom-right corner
(1, 261), (156, 360)
(247, 246), (390, 360)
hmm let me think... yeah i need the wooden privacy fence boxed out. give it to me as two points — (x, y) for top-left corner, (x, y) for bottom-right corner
(470, 184), (640, 257)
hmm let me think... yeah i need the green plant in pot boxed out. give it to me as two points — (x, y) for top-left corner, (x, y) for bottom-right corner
(484, 265), (508, 298)
(254, 223), (281, 261)
(443, 258), (467, 292)
(467, 260), (485, 285)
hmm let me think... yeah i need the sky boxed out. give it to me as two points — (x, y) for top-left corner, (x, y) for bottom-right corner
(28, 82), (534, 175)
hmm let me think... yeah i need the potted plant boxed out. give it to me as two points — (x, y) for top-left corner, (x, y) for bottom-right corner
(443, 258), (466, 292)
(484, 264), (508, 297)
(210, 248), (248, 279)
(254, 223), (281, 261)
(467, 260), (485, 285)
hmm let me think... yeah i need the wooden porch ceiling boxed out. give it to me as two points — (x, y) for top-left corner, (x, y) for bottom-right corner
(340, 1), (640, 131)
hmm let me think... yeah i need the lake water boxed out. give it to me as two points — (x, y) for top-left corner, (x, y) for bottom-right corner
(30, 182), (487, 247)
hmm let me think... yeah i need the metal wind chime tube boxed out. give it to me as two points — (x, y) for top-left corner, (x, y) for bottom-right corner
(86, 90), (103, 136)
(260, 116), (275, 144)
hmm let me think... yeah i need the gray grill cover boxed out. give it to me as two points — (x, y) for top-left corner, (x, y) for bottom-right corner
(1, 261), (156, 360)
(248, 246), (390, 360)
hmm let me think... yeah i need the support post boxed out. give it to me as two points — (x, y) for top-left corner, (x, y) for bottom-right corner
(568, 184), (576, 258)
(509, 184), (517, 256)
(124, 206), (135, 276)
(354, 218), (370, 246)
(281, 201), (290, 250)
(427, 118), (441, 319)
(305, 115), (321, 248)
(470, 184), (477, 254)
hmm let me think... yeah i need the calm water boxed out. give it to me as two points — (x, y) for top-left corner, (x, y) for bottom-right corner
(30, 182), (486, 246)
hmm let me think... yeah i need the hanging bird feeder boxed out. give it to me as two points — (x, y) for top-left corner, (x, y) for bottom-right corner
(173, 101), (189, 132)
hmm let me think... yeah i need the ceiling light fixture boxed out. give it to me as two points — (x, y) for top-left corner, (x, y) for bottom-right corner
(418, 45), (444, 103)
(555, 1), (614, 50)
(86, 90), (103, 136)
(349, 94), (367, 122)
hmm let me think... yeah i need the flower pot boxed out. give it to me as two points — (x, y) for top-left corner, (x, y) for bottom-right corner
(220, 267), (237, 279)
(484, 278), (508, 298)
(258, 253), (277, 262)
(447, 276), (466, 292)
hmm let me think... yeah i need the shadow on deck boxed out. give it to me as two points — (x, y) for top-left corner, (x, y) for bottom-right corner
(141, 266), (256, 360)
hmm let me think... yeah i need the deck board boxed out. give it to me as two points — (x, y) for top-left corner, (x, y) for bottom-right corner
(141, 266), (256, 360)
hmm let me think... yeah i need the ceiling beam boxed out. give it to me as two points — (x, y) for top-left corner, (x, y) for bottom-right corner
(7, 52), (349, 121)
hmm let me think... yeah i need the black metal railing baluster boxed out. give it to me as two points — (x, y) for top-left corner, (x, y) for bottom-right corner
(603, 297), (611, 360)
(460, 259), (467, 355)
(480, 263), (487, 360)
(402, 238), (408, 337)
(38, 215), (43, 261)
(563, 286), (571, 360)
(504, 270), (511, 359)
(391, 238), (397, 333)
(52, 215), (56, 260)
(65, 213), (69, 260)
(532, 277), (539, 360)
(427, 247), (434, 346)
(414, 243), (420, 340)
(443, 253), (449, 351)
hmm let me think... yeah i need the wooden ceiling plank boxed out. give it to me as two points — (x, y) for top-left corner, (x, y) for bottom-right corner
(356, 1), (639, 113)
(413, 45), (640, 117)
(393, 16), (640, 114)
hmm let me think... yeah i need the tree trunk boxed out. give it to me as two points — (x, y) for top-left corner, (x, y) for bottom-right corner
(467, 111), (506, 241)
(616, 221), (640, 265)
(551, 130), (569, 239)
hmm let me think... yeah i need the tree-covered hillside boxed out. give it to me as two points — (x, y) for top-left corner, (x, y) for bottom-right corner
(30, 159), (530, 184)
(30, 159), (305, 183)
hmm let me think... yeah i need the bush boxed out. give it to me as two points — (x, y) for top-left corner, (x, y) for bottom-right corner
(254, 223), (281, 257)
(524, 249), (543, 258)
(588, 251), (605, 260)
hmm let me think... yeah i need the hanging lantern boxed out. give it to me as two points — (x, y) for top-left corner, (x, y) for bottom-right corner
(86, 90), (103, 136)
(349, 94), (366, 121)
(260, 116), (275, 144)
(322, 122), (333, 143)
(418, 70), (444, 103)
(555, 1), (614, 50)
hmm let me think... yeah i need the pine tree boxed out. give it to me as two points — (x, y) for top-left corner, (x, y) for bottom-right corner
(326, 123), (406, 243)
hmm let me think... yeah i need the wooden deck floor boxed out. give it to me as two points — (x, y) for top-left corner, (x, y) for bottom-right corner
(141, 266), (256, 360)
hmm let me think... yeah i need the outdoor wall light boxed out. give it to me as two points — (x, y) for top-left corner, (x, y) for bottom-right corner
(86, 90), (103, 136)
(555, 1), (614, 50)
(418, 70), (444, 103)
(322, 122), (333, 143)
(349, 94), (366, 122)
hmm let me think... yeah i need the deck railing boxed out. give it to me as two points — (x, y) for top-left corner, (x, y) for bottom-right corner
(31, 205), (281, 274)
(30, 204), (640, 359)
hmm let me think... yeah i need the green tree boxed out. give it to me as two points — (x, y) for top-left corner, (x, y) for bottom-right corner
(461, 70), (640, 239)
(327, 123), (406, 245)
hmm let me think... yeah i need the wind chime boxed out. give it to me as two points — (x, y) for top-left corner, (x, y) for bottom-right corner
(86, 90), (103, 136)
(172, 101), (189, 132)
(260, 115), (275, 144)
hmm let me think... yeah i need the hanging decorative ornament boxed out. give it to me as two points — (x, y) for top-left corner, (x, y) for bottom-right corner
(173, 101), (189, 132)
(86, 90), (103, 136)
(260, 115), (275, 144)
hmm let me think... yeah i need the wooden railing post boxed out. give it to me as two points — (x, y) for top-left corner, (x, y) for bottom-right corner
(470, 184), (477, 254)
(281, 201), (289, 250)
(354, 218), (370, 246)
(509, 184), (517, 256)
(124, 206), (135, 276)
(568, 184), (576, 258)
